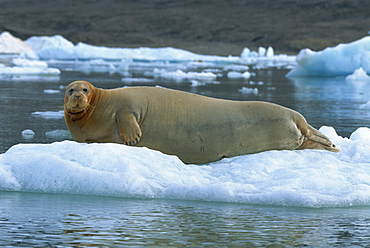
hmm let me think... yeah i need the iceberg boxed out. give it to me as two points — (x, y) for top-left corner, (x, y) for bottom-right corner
(287, 36), (370, 77)
(25, 35), (238, 62)
(0, 32), (37, 58)
(2, 126), (370, 208)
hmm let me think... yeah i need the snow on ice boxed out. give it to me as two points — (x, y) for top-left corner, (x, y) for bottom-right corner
(1, 126), (370, 208)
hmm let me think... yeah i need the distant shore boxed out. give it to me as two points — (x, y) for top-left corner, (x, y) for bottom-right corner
(1, 0), (369, 56)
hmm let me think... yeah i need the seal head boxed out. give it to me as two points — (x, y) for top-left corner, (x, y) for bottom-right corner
(64, 81), (96, 120)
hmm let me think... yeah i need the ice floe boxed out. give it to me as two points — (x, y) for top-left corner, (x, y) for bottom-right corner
(3, 126), (370, 208)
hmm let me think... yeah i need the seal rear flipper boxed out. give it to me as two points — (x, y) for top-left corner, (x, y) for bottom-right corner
(298, 125), (339, 152)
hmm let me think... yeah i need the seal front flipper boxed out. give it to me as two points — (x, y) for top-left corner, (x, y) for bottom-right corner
(116, 111), (142, 146)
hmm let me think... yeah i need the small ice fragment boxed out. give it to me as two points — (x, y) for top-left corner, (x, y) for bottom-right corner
(45, 130), (72, 140)
(345, 67), (370, 82)
(44, 89), (61, 94)
(266, 46), (274, 57)
(242, 71), (251, 79)
(258, 47), (266, 57)
(238, 87), (258, 95)
(21, 129), (35, 139)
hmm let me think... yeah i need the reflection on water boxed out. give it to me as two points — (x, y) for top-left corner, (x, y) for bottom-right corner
(1, 69), (370, 246)
(1, 191), (370, 247)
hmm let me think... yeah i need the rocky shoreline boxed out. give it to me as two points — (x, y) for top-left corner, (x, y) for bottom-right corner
(1, 0), (369, 56)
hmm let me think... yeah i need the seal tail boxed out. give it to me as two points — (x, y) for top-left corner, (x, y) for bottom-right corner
(295, 116), (339, 152)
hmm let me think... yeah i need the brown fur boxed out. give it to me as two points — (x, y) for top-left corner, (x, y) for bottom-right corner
(64, 81), (339, 164)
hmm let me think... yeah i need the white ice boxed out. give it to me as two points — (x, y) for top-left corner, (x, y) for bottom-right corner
(25, 35), (239, 62)
(44, 89), (61, 94)
(227, 71), (251, 79)
(1, 32), (297, 76)
(0, 65), (60, 76)
(21, 129), (35, 140)
(345, 67), (370, 82)
(31, 110), (64, 119)
(238, 87), (259, 95)
(0, 32), (37, 58)
(6, 32), (370, 78)
(153, 69), (217, 82)
(2, 126), (370, 208)
(287, 36), (370, 77)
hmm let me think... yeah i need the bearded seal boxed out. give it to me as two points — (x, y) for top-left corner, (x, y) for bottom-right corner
(64, 81), (339, 164)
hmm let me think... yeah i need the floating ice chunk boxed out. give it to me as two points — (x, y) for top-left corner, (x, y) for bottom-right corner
(190, 80), (206, 87)
(32, 110), (64, 119)
(287, 36), (370, 77)
(0, 66), (61, 75)
(242, 71), (251, 79)
(266, 46), (274, 57)
(21, 129), (35, 139)
(153, 69), (217, 81)
(345, 67), (370, 82)
(45, 130), (72, 140)
(238, 87), (258, 95)
(12, 58), (48, 68)
(240, 47), (251, 58)
(25, 35), (75, 60)
(0, 32), (38, 58)
(258, 47), (266, 57)
(227, 71), (251, 79)
(121, 78), (154, 84)
(227, 71), (242, 79)
(74, 59), (118, 74)
(25, 34), (239, 62)
(223, 65), (249, 71)
(44, 89), (61, 94)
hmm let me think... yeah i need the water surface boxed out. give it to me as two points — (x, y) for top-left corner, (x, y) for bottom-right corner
(1, 68), (370, 246)
(1, 191), (370, 247)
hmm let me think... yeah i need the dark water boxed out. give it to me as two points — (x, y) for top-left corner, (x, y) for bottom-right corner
(1, 191), (370, 247)
(1, 68), (370, 246)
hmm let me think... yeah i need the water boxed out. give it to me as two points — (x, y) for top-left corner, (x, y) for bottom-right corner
(1, 191), (370, 247)
(1, 68), (370, 246)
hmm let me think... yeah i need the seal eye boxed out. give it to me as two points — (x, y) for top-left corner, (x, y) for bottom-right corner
(68, 89), (74, 95)
(83, 88), (89, 93)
